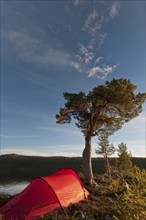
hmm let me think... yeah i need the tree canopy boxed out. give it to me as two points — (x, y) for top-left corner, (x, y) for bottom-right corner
(56, 78), (146, 136)
(56, 78), (146, 184)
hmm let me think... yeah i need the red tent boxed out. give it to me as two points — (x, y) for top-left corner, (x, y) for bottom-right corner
(0, 169), (89, 220)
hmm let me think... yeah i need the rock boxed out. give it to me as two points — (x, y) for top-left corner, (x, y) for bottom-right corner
(77, 212), (86, 220)
(122, 181), (130, 193)
(77, 212), (95, 220)
(107, 197), (115, 203)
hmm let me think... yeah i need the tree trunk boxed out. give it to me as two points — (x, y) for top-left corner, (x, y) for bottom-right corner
(82, 135), (94, 185)
(105, 153), (111, 177)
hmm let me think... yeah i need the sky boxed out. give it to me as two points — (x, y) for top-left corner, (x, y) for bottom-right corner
(1, 0), (146, 157)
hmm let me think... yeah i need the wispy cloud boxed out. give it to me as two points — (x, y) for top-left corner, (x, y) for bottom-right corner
(72, 43), (119, 79)
(3, 30), (73, 69)
(87, 33), (108, 50)
(72, 1), (121, 79)
(71, 61), (82, 72)
(2, 140), (145, 157)
(83, 7), (107, 37)
(95, 56), (103, 64)
(1, 134), (40, 139)
(37, 126), (81, 136)
(109, 1), (121, 18)
(72, 0), (85, 6)
(71, 44), (94, 73)
(83, 9), (99, 32)
(79, 44), (94, 64)
(47, 23), (72, 34)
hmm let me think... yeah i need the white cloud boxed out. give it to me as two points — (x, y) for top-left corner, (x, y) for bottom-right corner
(109, 1), (121, 18)
(79, 44), (94, 64)
(88, 16), (105, 36)
(98, 33), (108, 47)
(87, 37), (96, 50)
(83, 9), (98, 30)
(72, 44), (96, 72)
(83, 10), (105, 37)
(86, 33), (107, 51)
(71, 61), (82, 72)
(68, 1), (122, 79)
(95, 56), (103, 64)
(87, 64), (117, 78)
(72, 2), (121, 77)
(72, 40), (119, 79)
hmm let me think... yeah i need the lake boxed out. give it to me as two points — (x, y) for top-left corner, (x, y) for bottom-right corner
(0, 181), (29, 195)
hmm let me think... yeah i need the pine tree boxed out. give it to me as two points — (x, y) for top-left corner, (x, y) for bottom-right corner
(117, 142), (133, 175)
(56, 78), (146, 184)
(96, 131), (115, 176)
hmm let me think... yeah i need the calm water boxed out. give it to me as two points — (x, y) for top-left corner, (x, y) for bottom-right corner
(0, 182), (29, 195)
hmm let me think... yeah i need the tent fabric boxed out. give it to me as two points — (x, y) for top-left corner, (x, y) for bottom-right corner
(0, 168), (89, 220)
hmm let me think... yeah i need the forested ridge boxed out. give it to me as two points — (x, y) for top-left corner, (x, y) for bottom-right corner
(0, 154), (145, 182)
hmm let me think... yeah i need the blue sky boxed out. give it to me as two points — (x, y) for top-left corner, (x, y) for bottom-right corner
(1, 0), (145, 157)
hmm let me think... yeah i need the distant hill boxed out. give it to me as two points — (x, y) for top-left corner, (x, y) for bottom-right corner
(0, 154), (145, 182)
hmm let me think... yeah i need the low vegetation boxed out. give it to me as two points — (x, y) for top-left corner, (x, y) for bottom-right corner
(40, 166), (146, 220)
(0, 153), (146, 219)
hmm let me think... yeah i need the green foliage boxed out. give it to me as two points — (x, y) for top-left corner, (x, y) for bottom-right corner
(96, 131), (115, 176)
(96, 132), (115, 157)
(117, 143), (133, 175)
(56, 78), (146, 184)
(43, 169), (146, 220)
(113, 168), (146, 220)
(56, 78), (146, 137)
